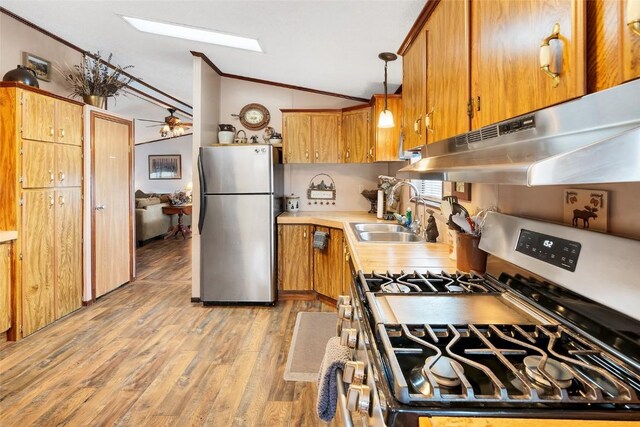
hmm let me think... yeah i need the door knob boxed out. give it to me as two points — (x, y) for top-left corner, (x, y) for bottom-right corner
(95, 204), (106, 211)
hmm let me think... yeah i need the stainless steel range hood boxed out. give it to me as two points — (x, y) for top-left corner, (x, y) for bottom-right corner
(397, 79), (640, 185)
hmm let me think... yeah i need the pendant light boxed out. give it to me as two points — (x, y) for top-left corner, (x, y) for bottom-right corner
(377, 52), (397, 128)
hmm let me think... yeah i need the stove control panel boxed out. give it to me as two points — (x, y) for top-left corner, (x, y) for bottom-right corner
(516, 229), (581, 272)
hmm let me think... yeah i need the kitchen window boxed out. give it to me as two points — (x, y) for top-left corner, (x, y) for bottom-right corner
(412, 179), (443, 206)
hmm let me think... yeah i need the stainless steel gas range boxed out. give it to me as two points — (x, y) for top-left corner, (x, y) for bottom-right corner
(335, 213), (640, 426)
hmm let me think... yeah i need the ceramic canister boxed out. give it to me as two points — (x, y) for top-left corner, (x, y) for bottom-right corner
(285, 195), (300, 212)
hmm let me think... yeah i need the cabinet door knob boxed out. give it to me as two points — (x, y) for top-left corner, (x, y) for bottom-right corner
(95, 204), (106, 211)
(425, 108), (435, 134)
(305, 150), (309, 159)
(346, 150), (350, 159)
(49, 196), (54, 207)
(58, 195), (65, 206)
(59, 128), (65, 139)
(303, 230), (307, 239)
(539, 22), (561, 88)
(315, 151), (319, 160)
(49, 127), (54, 137)
(58, 171), (65, 182)
(49, 170), (54, 183)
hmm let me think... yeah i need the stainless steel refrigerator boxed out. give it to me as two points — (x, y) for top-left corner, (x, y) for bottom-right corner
(198, 145), (284, 304)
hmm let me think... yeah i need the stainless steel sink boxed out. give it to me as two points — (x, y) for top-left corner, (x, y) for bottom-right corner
(358, 232), (425, 242)
(353, 223), (406, 232)
(350, 222), (425, 243)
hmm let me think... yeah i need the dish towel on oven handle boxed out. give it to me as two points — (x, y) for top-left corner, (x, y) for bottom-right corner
(316, 336), (351, 422)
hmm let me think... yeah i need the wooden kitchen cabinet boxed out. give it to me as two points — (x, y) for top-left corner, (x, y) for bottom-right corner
(402, 29), (426, 150)
(587, 0), (640, 92)
(425, 0), (470, 143)
(21, 189), (56, 337)
(0, 83), (84, 340)
(55, 188), (82, 318)
(311, 113), (341, 163)
(342, 237), (352, 296)
(0, 241), (11, 334)
(278, 225), (313, 291)
(470, 0), (586, 128)
(21, 91), (83, 144)
(314, 227), (343, 301)
(342, 106), (371, 163)
(370, 94), (402, 161)
(282, 111), (341, 163)
(282, 113), (311, 163)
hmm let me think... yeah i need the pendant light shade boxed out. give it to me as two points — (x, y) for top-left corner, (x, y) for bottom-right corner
(377, 52), (398, 129)
(378, 109), (394, 128)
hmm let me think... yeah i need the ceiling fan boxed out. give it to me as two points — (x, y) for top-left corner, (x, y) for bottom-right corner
(138, 108), (193, 137)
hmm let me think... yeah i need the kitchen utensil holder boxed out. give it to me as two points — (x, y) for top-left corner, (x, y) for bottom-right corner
(456, 232), (487, 273)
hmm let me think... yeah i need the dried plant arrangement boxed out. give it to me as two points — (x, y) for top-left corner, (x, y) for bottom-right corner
(59, 51), (135, 99)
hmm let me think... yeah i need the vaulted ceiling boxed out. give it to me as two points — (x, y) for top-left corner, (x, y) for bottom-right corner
(3, 1), (423, 107)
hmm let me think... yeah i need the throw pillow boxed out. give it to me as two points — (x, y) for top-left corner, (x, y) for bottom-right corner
(136, 197), (161, 209)
(135, 189), (149, 198)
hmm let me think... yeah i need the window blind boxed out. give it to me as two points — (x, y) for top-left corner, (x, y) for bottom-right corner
(412, 179), (443, 202)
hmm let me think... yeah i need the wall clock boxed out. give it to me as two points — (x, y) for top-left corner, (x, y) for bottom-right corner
(235, 103), (271, 130)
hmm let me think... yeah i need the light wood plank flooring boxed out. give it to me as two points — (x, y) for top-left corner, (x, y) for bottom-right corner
(1, 238), (338, 426)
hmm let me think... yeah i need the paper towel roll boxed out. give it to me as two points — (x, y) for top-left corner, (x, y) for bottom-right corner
(377, 190), (384, 219)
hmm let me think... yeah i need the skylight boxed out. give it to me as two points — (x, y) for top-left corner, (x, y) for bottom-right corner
(122, 16), (262, 52)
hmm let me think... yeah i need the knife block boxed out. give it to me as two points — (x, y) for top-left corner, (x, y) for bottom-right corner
(456, 232), (487, 274)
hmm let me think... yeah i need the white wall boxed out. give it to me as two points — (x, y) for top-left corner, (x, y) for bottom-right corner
(219, 77), (360, 141)
(285, 163), (392, 212)
(134, 135), (193, 194)
(0, 13), (82, 97)
(191, 57), (222, 299)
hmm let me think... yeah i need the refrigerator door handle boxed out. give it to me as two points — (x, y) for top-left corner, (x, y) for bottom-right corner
(198, 152), (207, 234)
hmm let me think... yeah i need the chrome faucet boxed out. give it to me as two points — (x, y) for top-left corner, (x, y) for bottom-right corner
(387, 181), (423, 233)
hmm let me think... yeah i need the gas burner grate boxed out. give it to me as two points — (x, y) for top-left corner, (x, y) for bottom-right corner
(362, 271), (499, 294)
(378, 323), (640, 407)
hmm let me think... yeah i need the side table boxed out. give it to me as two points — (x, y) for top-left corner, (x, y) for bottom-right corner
(162, 204), (193, 240)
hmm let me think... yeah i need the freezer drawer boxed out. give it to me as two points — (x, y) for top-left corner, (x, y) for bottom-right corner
(199, 145), (274, 194)
(200, 194), (275, 303)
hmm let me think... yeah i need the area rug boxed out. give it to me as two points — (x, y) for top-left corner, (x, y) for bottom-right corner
(284, 312), (338, 382)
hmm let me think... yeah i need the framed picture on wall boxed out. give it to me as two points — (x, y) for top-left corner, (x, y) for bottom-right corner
(22, 52), (51, 82)
(452, 182), (472, 201)
(149, 155), (182, 180)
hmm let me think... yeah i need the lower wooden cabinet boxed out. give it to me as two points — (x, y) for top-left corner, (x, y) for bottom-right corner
(20, 188), (82, 337)
(0, 241), (12, 334)
(278, 224), (313, 291)
(342, 237), (352, 296)
(278, 224), (345, 301)
(313, 227), (344, 300)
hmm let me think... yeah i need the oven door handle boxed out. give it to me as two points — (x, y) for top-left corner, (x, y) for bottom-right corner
(336, 369), (355, 427)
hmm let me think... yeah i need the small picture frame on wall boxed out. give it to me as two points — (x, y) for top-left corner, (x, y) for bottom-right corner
(452, 182), (471, 201)
(149, 155), (182, 180)
(22, 52), (51, 82)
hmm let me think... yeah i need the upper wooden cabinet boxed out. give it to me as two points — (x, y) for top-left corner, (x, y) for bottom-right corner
(470, 0), (586, 128)
(342, 106), (371, 163)
(425, 0), (470, 142)
(402, 30), (426, 149)
(22, 91), (83, 145)
(370, 94), (402, 160)
(587, 0), (640, 92)
(282, 111), (341, 163)
(311, 114), (341, 163)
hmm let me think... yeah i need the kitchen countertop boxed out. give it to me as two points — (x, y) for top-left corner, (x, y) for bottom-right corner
(0, 231), (18, 243)
(278, 211), (456, 273)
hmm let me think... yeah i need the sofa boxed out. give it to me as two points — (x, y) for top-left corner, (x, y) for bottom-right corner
(135, 191), (192, 246)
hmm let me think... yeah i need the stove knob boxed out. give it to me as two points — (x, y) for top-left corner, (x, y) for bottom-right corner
(338, 304), (353, 321)
(336, 295), (351, 308)
(340, 328), (358, 349)
(346, 384), (371, 415)
(343, 361), (366, 384)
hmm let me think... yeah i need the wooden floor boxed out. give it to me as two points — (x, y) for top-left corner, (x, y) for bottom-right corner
(0, 238), (338, 426)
